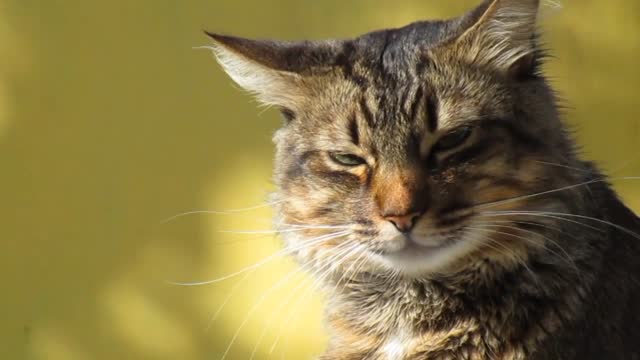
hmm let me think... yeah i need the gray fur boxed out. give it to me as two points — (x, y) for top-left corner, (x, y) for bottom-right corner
(208, 0), (640, 358)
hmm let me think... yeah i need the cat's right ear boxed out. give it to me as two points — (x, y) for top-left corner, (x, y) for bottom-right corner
(454, 0), (541, 77)
(205, 32), (337, 112)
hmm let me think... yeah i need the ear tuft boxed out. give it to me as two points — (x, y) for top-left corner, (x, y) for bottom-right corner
(205, 32), (306, 108)
(458, 0), (541, 75)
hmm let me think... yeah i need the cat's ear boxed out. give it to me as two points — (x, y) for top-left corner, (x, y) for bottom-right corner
(205, 32), (337, 110)
(456, 0), (540, 77)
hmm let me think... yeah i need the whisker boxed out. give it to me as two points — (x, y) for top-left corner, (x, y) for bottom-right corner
(533, 160), (594, 174)
(159, 199), (286, 224)
(341, 246), (370, 284)
(484, 210), (640, 241)
(467, 231), (539, 282)
(607, 156), (640, 175)
(248, 275), (312, 360)
(469, 224), (581, 277)
(252, 240), (357, 358)
(217, 228), (306, 235)
(478, 212), (603, 232)
(474, 177), (640, 211)
(478, 219), (588, 257)
(271, 242), (362, 355)
(269, 285), (314, 357)
(206, 269), (256, 331)
(220, 266), (306, 360)
(167, 230), (351, 286)
(482, 220), (565, 234)
(277, 223), (354, 230)
(215, 223), (354, 236)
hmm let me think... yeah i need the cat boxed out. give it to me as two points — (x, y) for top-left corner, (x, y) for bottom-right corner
(206, 0), (640, 358)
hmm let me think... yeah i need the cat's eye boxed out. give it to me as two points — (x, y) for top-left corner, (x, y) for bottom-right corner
(329, 153), (367, 167)
(433, 126), (474, 152)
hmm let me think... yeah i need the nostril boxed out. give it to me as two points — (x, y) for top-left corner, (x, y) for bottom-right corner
(386, 213), (421, 233)
(389, 219), (407, 233)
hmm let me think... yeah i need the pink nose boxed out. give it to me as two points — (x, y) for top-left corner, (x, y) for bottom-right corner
(384, 213), (421, 233)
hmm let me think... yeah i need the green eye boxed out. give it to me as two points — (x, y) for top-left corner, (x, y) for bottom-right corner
(434, 126), (474, 152)
(329, 153), (367, 167)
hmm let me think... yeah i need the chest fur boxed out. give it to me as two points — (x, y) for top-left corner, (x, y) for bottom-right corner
(324, 278), (578, 360)
(326, 319), (530, 360)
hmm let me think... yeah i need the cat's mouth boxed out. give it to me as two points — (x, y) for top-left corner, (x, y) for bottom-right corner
(373, 235), (454, 255)
(375, 227), (466, 253)
(372, 227), (473, 274)
(380, 239), (452, 260)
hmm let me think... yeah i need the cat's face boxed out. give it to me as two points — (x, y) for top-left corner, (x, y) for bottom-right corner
(271, 48), (575, 276)
(210, 0), (580, 277)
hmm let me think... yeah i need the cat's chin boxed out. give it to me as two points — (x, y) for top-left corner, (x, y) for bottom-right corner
(375, 231), (478, 276)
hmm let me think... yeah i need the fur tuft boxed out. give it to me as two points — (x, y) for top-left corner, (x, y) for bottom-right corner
(205, 34), (305, 109)
(460, 0), (540, 72)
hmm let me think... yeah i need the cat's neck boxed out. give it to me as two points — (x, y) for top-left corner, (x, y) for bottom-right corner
(322, 225), (599, 358)
(328, 249), (588, 328)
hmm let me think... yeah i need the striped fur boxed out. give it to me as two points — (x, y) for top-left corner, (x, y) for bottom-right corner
(208, 0), (640, 358)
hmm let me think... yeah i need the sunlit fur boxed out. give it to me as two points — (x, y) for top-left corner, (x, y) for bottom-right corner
(209, 0), (640, 358)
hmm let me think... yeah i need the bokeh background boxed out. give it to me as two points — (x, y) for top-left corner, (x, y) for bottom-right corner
(1, 1), (638, 359)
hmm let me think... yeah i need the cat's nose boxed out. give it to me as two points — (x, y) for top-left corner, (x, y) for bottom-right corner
(384, 212), (421, 233)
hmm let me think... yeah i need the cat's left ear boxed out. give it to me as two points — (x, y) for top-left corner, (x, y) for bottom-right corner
(205, 32), (338, 111)
(456, 0), (541, 77)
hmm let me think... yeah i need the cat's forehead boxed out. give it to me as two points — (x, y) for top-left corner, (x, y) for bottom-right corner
(290, 20), (514, 155)
(299, 58), (511, 155)
(336, 26), (512, 127)
(295, 72), (511, 169)
(324, 62), (510, 131)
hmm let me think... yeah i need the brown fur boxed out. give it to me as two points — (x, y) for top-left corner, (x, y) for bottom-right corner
(207, 0), (640, 358)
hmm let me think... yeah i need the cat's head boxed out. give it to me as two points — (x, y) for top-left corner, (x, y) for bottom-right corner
(209, 0), (583, 278)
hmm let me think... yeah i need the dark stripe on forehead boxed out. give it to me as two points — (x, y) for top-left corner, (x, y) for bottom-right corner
(398, 86), (412, 118)
(426, 93), (439, 133)
(415, 55), (433, 76)
(335, 42), (369, 89)
(348, 113), (360, 146)
(334, 42), (355, 77)
(359, 97), (375, 127)
(408, 86), (424, 121)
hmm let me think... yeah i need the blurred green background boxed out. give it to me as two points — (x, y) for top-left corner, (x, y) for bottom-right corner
(0, 1), (638, 359)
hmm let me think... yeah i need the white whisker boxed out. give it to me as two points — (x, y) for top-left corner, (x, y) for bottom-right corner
(166, 230), (351, 286)
(248, 275), (312, 360)
(475, 177), (640, 210)
(206, 269), (256, 331)
(265, 241), (358, 356)
(220, 267), (305, 360)
(533, 160), (593, 174)
(483, 210), (640, 240)
(478, 212), (603, 232)
(270, 241), (362, 355)
(159, 199), (286, 224)
(467, 231), (539, 282)
(469, 224), (580, 277)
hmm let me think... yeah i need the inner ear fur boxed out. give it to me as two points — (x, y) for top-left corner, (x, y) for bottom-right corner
(206, 32), (340, 110)
(454, 0), (541, 77)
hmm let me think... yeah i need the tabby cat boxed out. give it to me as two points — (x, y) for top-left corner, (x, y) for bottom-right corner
(207, 0), (640, 358)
